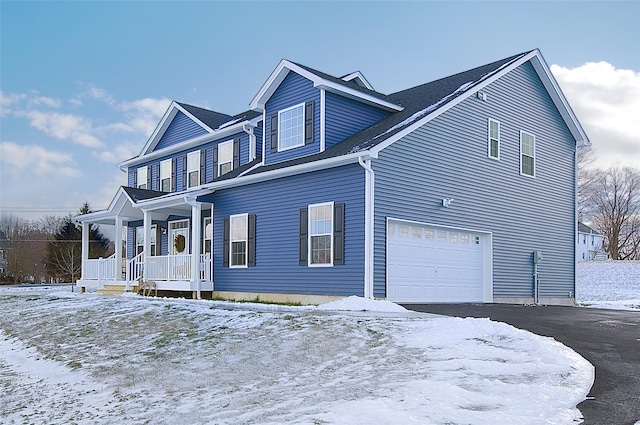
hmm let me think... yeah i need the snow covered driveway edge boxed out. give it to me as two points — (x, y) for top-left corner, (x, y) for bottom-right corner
(0, 288), (594, 424)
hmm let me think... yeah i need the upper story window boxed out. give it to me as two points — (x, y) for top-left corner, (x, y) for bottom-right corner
(187, 150), (200, 188)
(278, 103), (305, 151)
(137, 167), (148, 189)
(488, 119), (500, 160)
(160, 159), (172, 192)
(218, 140), (233, 176)
(520, 131), (536, 177)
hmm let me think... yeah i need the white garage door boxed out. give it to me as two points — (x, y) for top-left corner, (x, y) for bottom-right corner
(387, 220), (488, 303)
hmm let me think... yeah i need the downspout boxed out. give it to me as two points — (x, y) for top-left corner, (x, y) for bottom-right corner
(358, 156), (375, 299)
(243, 124), (256, 161)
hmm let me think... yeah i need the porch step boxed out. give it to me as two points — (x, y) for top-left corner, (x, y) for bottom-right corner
(98, 283), (138, 295)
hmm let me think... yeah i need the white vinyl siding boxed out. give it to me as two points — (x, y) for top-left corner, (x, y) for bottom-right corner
(488, 119), (500, 160)
(520, 131), (536, 177)
(160, 159), (172, 192)
(309, 202), (333, 266)
(218, 140), (233, 176)
(230, 214), (248, 267)
(187, 150), (200, 188)
(137, 167), (147, 189)
(278, 103), (305, 151)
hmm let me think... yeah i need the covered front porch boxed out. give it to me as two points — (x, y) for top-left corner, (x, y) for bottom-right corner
(76, 187), (215, 298)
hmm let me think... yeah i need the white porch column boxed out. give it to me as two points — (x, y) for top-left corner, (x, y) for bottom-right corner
(115, 216), (123, 282)
(190, 201), (202, 299)
(81, 222), (89, 280)
(142, 210), (151, 282)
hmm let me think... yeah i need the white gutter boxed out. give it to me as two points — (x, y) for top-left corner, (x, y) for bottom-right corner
(243, 123), (256, 161)
(358, 156), (375, 299)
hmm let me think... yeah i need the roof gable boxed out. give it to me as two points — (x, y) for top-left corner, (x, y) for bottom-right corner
(249, 59), (403, 112)
(340, 71), (374, 91)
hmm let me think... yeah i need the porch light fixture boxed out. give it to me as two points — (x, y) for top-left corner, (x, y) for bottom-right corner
(442, 198), (454, 208)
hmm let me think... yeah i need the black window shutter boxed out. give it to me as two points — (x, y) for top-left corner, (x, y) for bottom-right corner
(182, 155), (187, 190)
(333, 203), (345, 265)
(155, 164), (160, 190)
(305, 101), (314, 145)
(200, 149), (206, 184)
(222, 217), (230, 267)
(270, 114), (278, 153)
(132, 169), (137, 188)
(247, 214), (256, 267)
(299, 208), (308, 266)
(212, 146), (218, 179)
(171, 158), (177, 192)
(147, 165), (152, 189)
(233, 138), (240, 170)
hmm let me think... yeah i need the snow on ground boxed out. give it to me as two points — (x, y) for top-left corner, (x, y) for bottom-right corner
(0, 286), (593, 425)
(577, 261), (640, 310)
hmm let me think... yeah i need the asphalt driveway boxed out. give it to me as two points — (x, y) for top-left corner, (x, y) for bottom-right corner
(403, 304), (640, 425)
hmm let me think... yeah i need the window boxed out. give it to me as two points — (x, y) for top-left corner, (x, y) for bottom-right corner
(137, 167), (147, 189)
(488, 119), (500, 159)
(218, 140), (233, 176)
(520, 131), (536, 177)
(203, 217), (212, 255)
(309, 203), (333, 265)
(187, 150), (200, 188)
(230, 214), (248, 267)
(278, 103), (305, 151)
(160, 159), (172, 192)
(136, 225), (157, 255)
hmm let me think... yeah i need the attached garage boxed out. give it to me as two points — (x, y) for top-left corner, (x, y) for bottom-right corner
(386, 219), (493, 303)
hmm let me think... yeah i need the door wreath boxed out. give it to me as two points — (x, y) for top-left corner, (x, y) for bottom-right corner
(174, 234), (186, 253)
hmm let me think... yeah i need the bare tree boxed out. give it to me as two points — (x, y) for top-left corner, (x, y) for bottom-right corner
(0, 216), (50, 283)
(577, 146), (598, 222)
(586, 166), (640, 260)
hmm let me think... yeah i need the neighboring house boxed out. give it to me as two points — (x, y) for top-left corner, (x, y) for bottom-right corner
(76, 49), (589, 305)
(577, 222), (605, 261)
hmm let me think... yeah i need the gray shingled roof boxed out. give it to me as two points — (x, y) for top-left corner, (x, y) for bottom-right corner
(122, 186), (166, 202)
(246, 51), (531, 176)
(578, 222), (600, 234)
(176, 103), (262, 131)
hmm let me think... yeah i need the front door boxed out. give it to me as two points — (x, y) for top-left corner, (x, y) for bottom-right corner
(169, 220), (190, 280)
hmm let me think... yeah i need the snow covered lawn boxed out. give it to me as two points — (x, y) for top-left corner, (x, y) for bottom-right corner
(0, 288), (593, 424)
(577, 261), (640, 310)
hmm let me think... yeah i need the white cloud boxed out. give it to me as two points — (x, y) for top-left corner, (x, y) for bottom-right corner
(0, 141), (80, 177)
(551, 62), (640, 170)
(15, 110), (103, 148)
(96, 143), (138, 164)
(120, 97), (172, 137)
(0, 91), (27, 116)
(78, 83), (117, 106)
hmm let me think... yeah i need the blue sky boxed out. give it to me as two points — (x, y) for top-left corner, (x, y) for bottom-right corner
(1, 1), (639, 221)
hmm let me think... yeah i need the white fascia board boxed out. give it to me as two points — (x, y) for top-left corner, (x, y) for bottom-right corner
(528, 52), (591, 147)
(136, 188), (212, 211)
(201, 151), (372, 193)
(173, 102), (216, 134)
(75, 187), (133, 223)
(119, 121), (250, 169)
(341, 71), (375, 91)
(371, 50), (573, 156)
(249, 60), (403, 113)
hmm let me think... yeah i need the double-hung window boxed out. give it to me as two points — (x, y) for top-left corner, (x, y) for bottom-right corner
(137, 167), (147, 189)
(187, 150), (200, 188)
(520, 131), (536, 177)
(160, 159), (172, 192)
(230, 214), (248, 267)
(488, 119), (500, 160)
(218, 140), (233, 176)
(309, 202), (333, 266)
(278, 103), (305, 151)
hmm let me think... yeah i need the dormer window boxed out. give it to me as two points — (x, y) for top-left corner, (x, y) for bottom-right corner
(137, 167), (148, 189)
(187, 150), (200, 188)
(218, 140), (234, 176)
(278, 103), (305, 151)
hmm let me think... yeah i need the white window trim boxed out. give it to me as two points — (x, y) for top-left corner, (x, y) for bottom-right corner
(187, 150), (200, 188)
(230, 213), (248, 268)
(520, 130), (536, 178)
(137, 167), (148, 189)
(278, 102), (305, 152)
(488, 118), (500, 160)
(218, 139), (234, 176)
(160, 159), (172, 192)
(308, 201), (334, 267)
(203, 217), (212, 255)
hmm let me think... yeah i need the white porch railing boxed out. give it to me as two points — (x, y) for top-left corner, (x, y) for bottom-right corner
(126, 251), (144, 283)
(82, 254), (116, 286)
(147, 255), (191, 281)
(200, 253), (212, 281)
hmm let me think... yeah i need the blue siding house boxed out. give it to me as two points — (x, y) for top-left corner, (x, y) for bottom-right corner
(76, 49), (589, 305)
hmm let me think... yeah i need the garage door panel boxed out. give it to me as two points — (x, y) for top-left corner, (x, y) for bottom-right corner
(387, 220), (487, 303)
